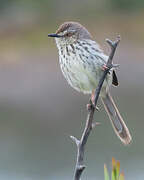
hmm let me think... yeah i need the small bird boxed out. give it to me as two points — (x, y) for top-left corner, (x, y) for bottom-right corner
(48, 22), (132, 145)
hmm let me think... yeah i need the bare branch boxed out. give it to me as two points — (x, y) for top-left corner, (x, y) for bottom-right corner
(94, 35), (121, 106)
(71, 36), (121, 180)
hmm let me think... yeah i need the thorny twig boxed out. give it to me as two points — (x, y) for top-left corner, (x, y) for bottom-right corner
(70, 36), (121, 180)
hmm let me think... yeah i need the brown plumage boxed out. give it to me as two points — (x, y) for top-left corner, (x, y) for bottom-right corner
(56, 22), (74, 34)
(101, 92), (131, 145)
(56, 21), (92, 40)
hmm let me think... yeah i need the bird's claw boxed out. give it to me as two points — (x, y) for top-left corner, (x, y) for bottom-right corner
(87, 103), (99, 111)
(102, 64), (109, 71)
(87, 103), (92, 111)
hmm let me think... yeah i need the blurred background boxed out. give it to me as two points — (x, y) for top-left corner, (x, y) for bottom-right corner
(0, 0), (144, 179)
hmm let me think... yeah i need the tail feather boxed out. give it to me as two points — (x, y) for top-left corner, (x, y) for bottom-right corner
(101, 92), (132, 145)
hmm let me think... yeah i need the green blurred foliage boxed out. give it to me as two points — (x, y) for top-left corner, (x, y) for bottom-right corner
(1, 0), (144, 12)
(104, 158), (125, 180)
(0, 0), (11, 9)
(110, 0), (144, 11)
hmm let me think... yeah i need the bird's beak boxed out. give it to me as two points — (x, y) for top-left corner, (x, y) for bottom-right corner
(48, 33), (63, 38)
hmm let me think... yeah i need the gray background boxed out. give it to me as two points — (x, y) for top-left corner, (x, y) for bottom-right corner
(0, 0), (144, 179)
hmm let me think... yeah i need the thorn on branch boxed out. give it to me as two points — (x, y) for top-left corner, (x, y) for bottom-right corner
(112, 64), (120, 68)
(77, 165), (86, 171)
(117, 35), (121, 42)
(70, 136), (80, 146)
(92, 122), (100, 129)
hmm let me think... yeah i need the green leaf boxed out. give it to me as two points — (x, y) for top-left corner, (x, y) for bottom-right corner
(112, 168), (116, 180)
(112, 158), (117, 180)
(119, 173), (125, 180)
(116, 161), (120, 179)
(104, 164), (110, 180)
(112, 157), (116, 168)
(104, 158), (125, 180)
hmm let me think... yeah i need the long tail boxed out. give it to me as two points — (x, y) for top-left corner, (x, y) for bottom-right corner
(101, 92), (132, 145)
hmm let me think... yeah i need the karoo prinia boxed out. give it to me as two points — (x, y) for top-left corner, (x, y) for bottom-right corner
(48, 22), (132, 145)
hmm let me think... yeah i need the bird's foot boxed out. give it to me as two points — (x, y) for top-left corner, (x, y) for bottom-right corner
(87, 103), (93, 111)
(101, 64), (109, 71)
(87, 91), (99, 111)
(87, 103), (99, 111)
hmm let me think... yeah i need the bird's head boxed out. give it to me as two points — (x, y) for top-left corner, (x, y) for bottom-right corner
(48, 21), (92, 47)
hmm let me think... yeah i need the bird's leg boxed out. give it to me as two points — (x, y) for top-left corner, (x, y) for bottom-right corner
(86, 99), (93, 111)
(91, 90), (95, 106)
(87, 90), (99, 111)
(101, 64), (109, 71)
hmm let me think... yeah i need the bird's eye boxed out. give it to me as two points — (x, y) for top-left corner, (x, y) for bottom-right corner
(64, 32), (74, 37)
